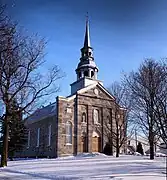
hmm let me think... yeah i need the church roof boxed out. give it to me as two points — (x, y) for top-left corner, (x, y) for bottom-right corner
(26, 102), (56, 123)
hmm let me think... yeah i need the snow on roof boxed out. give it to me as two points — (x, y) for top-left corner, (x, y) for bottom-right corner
(26, 102), (56, 123)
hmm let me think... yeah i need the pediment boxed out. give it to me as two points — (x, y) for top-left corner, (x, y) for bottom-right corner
(78, 83), (115, 101)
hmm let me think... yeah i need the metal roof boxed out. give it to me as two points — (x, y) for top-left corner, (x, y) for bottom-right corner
(27, 102), (56, 123)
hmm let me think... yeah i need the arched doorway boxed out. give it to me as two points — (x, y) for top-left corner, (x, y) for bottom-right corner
(81, 132), (88, 152)
(92, 131), (101, 152)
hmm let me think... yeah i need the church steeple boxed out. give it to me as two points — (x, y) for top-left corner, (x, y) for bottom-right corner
(70, 16), (102, 95)
(76, 15), (98, 80)
(83, 15), (91, 48)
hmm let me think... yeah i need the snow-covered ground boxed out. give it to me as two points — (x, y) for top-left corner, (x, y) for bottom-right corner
(0, 153), (166, 180)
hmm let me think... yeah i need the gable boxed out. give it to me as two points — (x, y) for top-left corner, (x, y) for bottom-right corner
(78, 83), (115, 101)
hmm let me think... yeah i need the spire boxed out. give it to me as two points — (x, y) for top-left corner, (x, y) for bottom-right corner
(83, 12), (91, 48)
(73, 14), (99, 84)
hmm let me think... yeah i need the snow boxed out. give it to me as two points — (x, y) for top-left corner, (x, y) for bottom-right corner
(155, 152), (167, 157)
(0, 153), (166, 180)
(134, 152), (142, 156)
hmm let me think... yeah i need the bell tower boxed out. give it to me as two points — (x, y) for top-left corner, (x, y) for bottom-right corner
(70, 15), (103, 95)
(76, 15), (98, 80)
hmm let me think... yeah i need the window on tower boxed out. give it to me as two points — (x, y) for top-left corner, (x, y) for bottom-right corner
(84, 71), (88, 77)
(85, 51), (88, 56)
(91, 71), (94, 78)
(79, 72), (81, 78)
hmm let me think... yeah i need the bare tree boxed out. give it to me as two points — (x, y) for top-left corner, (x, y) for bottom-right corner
(124, 59), (167, 159)
(0, 5), (63, 166)
(153, 62), (167, 146)
(103, 82), (132, 157)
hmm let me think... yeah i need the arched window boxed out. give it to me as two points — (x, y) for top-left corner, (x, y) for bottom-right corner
(81, 112), (86, 123)
(93, 109), (100, 124)
(66, 121), (72, 144)
(107, 115), (111, 124)
(85, 51), (88, 56)
(48, 124), (52, 146)
(79, 72), (81, 78)
(91, 71), (94, 78)
(84, 71), (88, 77)
(27, 131), (30, 148)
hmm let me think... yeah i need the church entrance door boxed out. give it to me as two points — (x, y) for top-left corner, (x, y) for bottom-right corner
(92, 136), (101, 152)
(83, 136), (87, 152)
(81, 133), (88, 152)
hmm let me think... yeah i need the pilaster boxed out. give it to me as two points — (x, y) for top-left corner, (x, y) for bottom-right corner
(88, 105), (93, 152)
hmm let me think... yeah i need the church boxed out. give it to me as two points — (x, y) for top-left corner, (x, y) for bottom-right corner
(20, 19), (126, 158)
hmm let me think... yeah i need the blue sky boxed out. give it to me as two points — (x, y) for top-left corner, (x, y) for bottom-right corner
(3, 0), (167, 100)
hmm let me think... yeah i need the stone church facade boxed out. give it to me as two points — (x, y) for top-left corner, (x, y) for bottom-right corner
(19, 19), (126, 158)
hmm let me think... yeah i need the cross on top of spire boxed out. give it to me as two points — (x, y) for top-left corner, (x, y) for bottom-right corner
(86, 12), (89, 23)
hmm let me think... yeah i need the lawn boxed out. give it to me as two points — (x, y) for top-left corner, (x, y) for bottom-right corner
(0, 153), (166, 180)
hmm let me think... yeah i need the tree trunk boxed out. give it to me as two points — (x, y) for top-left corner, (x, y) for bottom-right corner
(110, 109), (113, 156)
(149, 139), (154, 160)
(110, 141), (113, 156)
(109, 138), (113, 155)
(149, 102), (154, 160)
(116, 137), (119, 157)
(0, 115), (9, 167)
(116, 146), (119, 157)
(149, 130), (154, 160)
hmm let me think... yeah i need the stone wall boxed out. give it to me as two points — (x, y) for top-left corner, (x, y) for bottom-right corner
(57, 96), (75, 156)
(16, 115), (57, 158)
(75, 86), (127, 155)
(18, 84), (127, 158)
